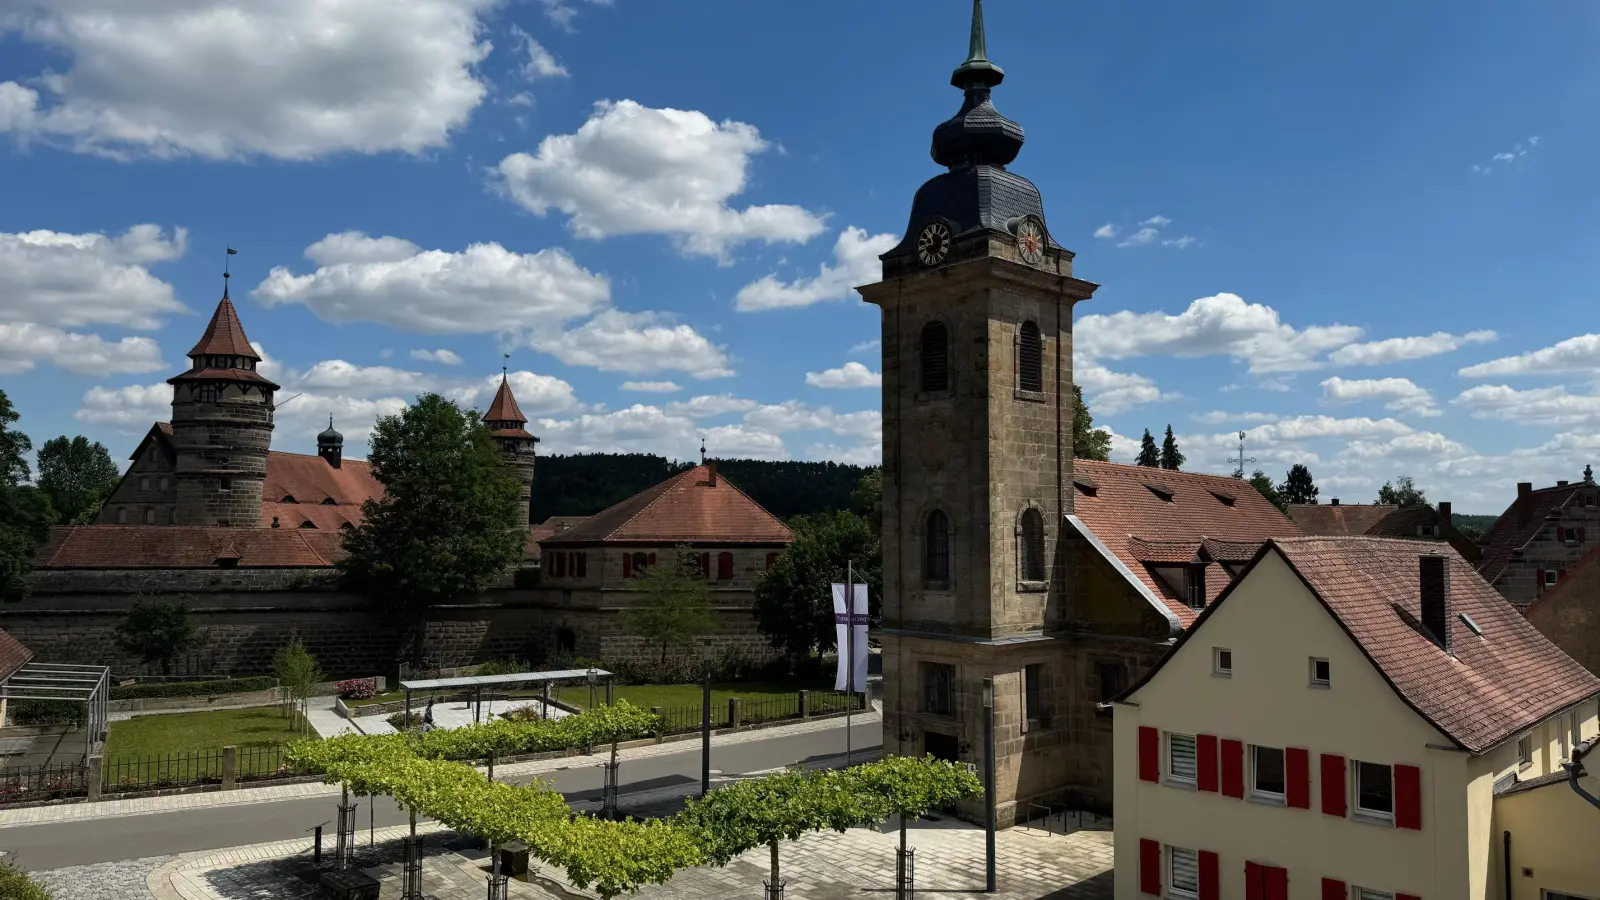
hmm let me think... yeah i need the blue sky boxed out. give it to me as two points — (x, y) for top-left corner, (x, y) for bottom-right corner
(2, 0), (1597, 513)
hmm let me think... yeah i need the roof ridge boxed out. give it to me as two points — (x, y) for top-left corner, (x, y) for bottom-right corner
(609, 465), (703, 536)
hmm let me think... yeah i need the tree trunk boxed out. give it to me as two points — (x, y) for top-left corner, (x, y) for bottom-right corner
(769, 841), (780, 888)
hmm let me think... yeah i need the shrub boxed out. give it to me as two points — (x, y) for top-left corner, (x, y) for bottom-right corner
(9, 699), (87, 728)
(474, 659), (526, 678)
(388, 711), (422, 730)
(336, 678), (379, 701)
(109, 676), (278, 701)
(0, 860), (52, 900)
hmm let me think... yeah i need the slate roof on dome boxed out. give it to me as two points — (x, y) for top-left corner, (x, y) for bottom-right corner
(540, 465), (793, 546)
(1123, 536), (1600, 754)
(318, 418), (344, 445)
(1068, 459), (1303, 626)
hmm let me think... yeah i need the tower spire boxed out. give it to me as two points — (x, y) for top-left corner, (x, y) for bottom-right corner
(951, 0), (1004, 90)
(223, 246), (237, 300)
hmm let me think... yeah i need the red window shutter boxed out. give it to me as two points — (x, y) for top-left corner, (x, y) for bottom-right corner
(1138, 726), (1160, 783)
(1321, 879), (1347, 900)
(576, 553), (587, 578)
(717, 551), (734, 580)
(1198, 850), (1219, 900)
(1580, 527), (1587, 543)
(1536, 569), (1546, 591)
(765, 552), (778, 570)
(1244, 861), (1262, 900)
(622, 553), (632, 578)
(1559, 568), (1568, 583)
(648, 552), (657, 566)
(1285, 747), (1310, 809)
(1320, 754), (1347, 817)
(1138, 839), (1161, 895)
(1395, 764), (1422, 829)
(1264, 865), (1288, 900)
(1196, 734), (1219, 792)
(1221, 739), (1245, 798)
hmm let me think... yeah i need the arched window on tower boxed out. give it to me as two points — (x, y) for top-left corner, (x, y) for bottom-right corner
(1018, 321), (1043, 393)
(920, 321), (950, 393)
(1019, 508), (1046, 583)
(925, 510), (950, 583)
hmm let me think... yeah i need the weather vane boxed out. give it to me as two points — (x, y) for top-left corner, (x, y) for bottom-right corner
(223, 246), (237, 298)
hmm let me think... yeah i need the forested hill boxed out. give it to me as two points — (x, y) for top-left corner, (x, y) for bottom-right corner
(530, 454), (873, 522)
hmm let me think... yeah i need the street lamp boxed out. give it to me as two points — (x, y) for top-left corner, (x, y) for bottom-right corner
(981, 676), (996, 894)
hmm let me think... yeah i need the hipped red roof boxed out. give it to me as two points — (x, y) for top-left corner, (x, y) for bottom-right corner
(36, 526), (346, 568)
(541, 465), (792, 545)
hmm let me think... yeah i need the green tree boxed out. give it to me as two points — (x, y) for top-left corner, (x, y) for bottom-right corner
(1135, 429), (1160, 467)
(0, 388), (31, 487)
(1072, 385), (1112, 462)
(850, 469), (882, 536)
(338, 393), (526, 663)
(0, 858), (53, 900)
(1159, 425), (1185, 471)
(1377, 475), (1427, 508)
(624, 547), (717, 664)
(846, 756), (981, 877)
(1248, 469), (1286, 512)
(273, 633), (323, 733)
(37, 435), (121, 524)
(754, 511), (879, 666)
(0, 389), (55, 603)
(1278, 464), (1319, 506)
(115, 597), (202, 676)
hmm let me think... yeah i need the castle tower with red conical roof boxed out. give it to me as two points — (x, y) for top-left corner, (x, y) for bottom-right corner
(485, 374), (538, 527)
(165, 285), (280, 526)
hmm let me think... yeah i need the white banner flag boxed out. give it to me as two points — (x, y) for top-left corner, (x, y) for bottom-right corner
(832, 583), (869, 692)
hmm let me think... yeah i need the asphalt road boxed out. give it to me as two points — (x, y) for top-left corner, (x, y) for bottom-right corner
(0, 719), (882, 872)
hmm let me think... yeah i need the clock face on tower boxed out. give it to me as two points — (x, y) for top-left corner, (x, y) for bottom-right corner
(917, 221), (952, 267)
(1016, 217), (1045, 265)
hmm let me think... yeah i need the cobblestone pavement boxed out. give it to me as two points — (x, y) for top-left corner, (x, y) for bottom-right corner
(31, 855), (176, 900)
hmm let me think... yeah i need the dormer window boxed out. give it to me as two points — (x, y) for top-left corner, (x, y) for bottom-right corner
(321, 497), (338, 506)
(299, 521), (317, 529)
(1208, 490), (1236, 507)
(1416, 525), (1439, 538)
(1144, 483), (1174, 503)
(281, 495), (298, 504)
(1183, 565), (1206, 610)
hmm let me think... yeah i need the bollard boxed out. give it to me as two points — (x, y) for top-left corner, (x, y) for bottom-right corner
(798, 690), (810, 720)
(728, 697), (742, 731)
(313, 825), (323, 867)
(86, 756), (103, 802)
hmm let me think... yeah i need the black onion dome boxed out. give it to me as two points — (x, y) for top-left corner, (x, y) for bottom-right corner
(931, 91), (1025, 170)
(318, 416), (344, 446)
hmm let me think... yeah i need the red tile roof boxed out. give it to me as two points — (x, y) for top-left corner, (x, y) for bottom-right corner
(259, 452), (383, 530)
(1128, 537), (1600, 754)
(0, 629), (34, 683)
(485, 378), (527, 425)
(166, 367), (279, 388)
(541, 464), (793, 546)
(1069, 460), (1303, 625)
(1479, 482), (1598, 583)
(1287, 503), (1397, 536)
(525, 515), (590, 560)
(187, 296), (260, 359)
(36, 526), (346, 568)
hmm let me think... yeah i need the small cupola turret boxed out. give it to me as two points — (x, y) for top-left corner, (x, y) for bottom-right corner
(318, 415), (344, 468)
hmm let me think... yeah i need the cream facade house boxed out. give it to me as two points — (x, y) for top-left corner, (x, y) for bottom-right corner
(1112, 537), (1600, 900)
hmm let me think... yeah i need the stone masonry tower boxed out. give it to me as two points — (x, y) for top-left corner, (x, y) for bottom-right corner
(485, 373), (538, 527)
(859, 0), (1098, 827)
(167, 278), (279, 527)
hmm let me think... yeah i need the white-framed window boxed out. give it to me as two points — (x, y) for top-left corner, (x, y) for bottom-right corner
(1518, 735), (1533, 769)
(1213, 647), (1232, 677)
(1416, 524), (1439, 538)
(1167, 733), (1197, 785)
(1310, 657), (1331, 687)
(1563, 527), (1580, 543)
(1252, 745), (1285, 801)
(1357, 889), (1395, 900)
(1354, 760), (1394, 822)
(1545, 570), (1560, 586)
(1167, 845), (1200, 899)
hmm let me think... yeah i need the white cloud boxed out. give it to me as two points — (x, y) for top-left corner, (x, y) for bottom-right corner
(1093, 224), (1116, 240)
(805, 362), (881, 389)
(1096, 214), (1195, 249)
(1321, 376), (1440, 417)
(511, 26), (568, 80)
(1194, 410), (1282, 425)
(411, 348), (464, 365)
(620, 380), (682, 394)
(0, 323), (165, 375)
(496, 100), (827, 260)
(75, 383), (173, 429)
(0, 0), (496, 160)
(291, 360), (440, 398)
(665, 394), (759, 419)
(1454, 384), (1600, 427)
(253, 231), (610, 335)
(1076, 293), (1362, 374)
(529, 309), (733, 379)
(1162, 236), (1198, 249)
(540, 0), (610, 30)
(1459, 334), (1600, 378)
(458, 370), (581, 416)
(1470, 135), (1542, 175)
(1118, 227), (1160, 247)
(735, 227), (894, 310)
(804, 443), (881, 466)
(1074, 359), (1172, 414)
(1141, 215), (1172, 227)
(848, 339), (880, 356)
(0, 226), (187, 329)
(742, 402), (881, 444)
(1329, 330), (1496, 367)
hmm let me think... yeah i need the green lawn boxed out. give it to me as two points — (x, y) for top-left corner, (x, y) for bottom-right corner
(103, 706), (315, 785)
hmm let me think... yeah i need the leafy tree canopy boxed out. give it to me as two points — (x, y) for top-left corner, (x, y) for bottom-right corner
(0, 390), (54, 603)
(1159, 425), (1185, 471)
(115, 597), (202, 676)
(1072, 385), (1112, 462)
(624, 547), (718, 663)
(1278, 463), (1319, 506)
(338, 394), (526, 654)
(754, 507), (879, 662)
(1377, 474), (1427, 508)
(37, 435), (121, 524)
(1248, 468), (1286, 513)
(850, 468), (882, 536)
(0, 388), (31, 487)
(1136, 429), (1160, 467)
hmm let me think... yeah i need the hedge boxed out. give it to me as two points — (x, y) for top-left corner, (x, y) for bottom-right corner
(109, 676), (278, 701)
(0, 860), (53, 900)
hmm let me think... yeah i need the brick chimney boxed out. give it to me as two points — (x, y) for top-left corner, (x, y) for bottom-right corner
(1420, 555), (1451, 653)
(1438, 501), (1451, 520)
(707, 460), (718, 487)
(1518, 482), (1532, 497)
(1558, 480), (1569, 488)
(1330, 498), (1340, 506)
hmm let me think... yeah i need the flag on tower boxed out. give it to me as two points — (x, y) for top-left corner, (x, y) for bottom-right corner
(226, 248), (237, 255)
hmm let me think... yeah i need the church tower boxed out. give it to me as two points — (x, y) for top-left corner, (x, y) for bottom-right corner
(860, 0), (1098, 826)
(167, 278), (279, 527)
(485, 374), (538, 527)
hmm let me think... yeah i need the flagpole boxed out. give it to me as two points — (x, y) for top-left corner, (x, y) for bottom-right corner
(845, 558), (853, 767)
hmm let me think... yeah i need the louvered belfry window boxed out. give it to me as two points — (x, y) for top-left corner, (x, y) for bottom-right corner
(1019, 508), (1046, 582)
(1018, 320), (1043, 392)
(920, 321), (949, 393)
(925, 510), (950, 582)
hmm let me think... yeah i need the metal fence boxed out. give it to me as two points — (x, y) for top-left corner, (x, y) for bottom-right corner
(810, 691), (866, 716)
(102, 749), (226, 791)
(0, 763), (90, 804)
(650, 691), (863, 736)
(742, 693), (801, 724)
(235, 745), (298, 783)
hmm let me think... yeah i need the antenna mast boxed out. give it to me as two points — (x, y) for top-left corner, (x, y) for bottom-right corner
(1232, 430), (1256, 479)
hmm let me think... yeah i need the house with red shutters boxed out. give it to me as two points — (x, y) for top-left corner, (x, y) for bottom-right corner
(1111, 536), (1600, 900)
